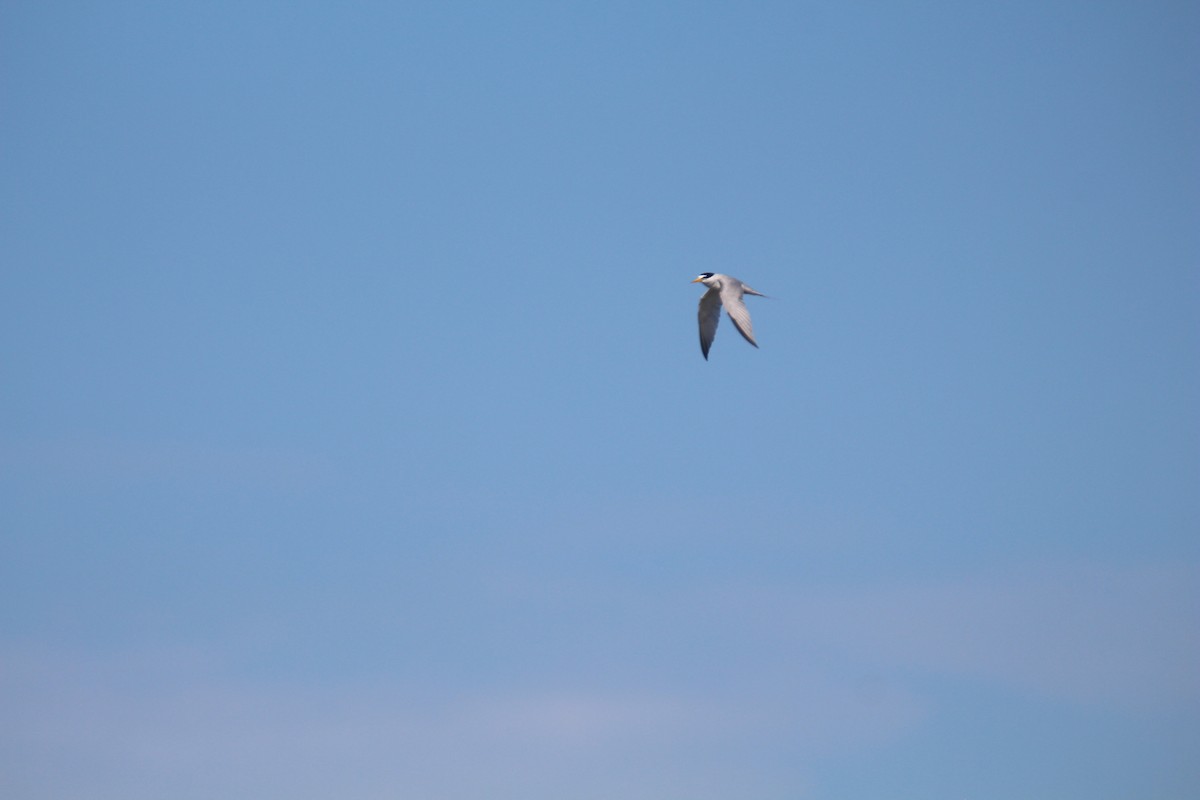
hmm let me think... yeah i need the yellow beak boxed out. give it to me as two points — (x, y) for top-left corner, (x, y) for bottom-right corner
(691, 277), (704, 283)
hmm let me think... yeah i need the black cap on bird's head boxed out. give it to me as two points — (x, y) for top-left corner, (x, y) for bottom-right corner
(691, 272), (715, 283)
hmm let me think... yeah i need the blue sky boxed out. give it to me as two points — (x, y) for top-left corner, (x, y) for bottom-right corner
(2, 1), (1197, 798)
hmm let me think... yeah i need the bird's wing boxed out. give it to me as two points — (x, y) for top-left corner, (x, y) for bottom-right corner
(721, 285), (758, 348)
(697, 287), (722, 360)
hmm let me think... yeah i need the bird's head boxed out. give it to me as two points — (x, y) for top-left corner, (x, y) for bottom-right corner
(691, 272), (717, 287)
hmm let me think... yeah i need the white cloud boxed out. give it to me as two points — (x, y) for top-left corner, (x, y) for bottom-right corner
(769, 561), (1200, 713)
(0, 640), (919, 800)
(3, 560), (1193, 798)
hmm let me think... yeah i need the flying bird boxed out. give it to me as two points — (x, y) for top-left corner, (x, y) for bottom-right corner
(691, 272), (767, 360)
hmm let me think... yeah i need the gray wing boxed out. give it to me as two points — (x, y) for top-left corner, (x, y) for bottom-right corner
(720, 284), (758, 348)
(697, 287), (722, 360)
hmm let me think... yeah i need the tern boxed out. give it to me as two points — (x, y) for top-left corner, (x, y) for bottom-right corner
(691, 272), (767, 360)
